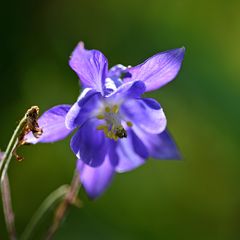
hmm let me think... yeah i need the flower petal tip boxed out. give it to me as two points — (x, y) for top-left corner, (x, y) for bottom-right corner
(172, 151), (182, 160)
(175, 47), (186, 62)
(77, 158), (115, 199)
(180, 46), (186, 52)
(179, 46), (186, 57)
(173, 46), (185, 59)
(69, 42), (108, 92)
(78, 41), (84, 49)
(124, 46), (185, 91)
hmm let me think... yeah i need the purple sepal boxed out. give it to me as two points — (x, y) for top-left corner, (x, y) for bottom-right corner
(25, 105), (72, 144)
(124, 47), (185, 91)
(133, 128), (181, 160)
(69, 42), (108, 94)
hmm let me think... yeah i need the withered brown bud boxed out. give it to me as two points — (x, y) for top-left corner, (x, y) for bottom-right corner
(13, 106), (43, 161)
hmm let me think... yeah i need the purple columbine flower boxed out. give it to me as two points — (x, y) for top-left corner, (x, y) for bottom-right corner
(26, 42), (185, 198)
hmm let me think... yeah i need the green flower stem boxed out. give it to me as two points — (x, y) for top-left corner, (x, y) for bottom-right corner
(1, 174), (17, 240)
(0, 112), (27, 182)
(20, 185), (69, 240)
(0, 107), (35, 240)
(45, 171), (81, 240)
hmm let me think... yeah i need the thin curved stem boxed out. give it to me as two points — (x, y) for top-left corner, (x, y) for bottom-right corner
(0, 108), (32, 240)
(0, 106), (42, 182)
(1, 174), (17, 240)
(20, 185), (69, 240)
(45, 171), (81, 240)
(0, 106), (41, 240)
(0, 117), (27, 182)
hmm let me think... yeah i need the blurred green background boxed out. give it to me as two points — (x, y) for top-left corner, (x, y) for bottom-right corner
(1, 0), (240, 239)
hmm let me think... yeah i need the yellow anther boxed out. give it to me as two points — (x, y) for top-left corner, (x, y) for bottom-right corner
(107, 131), (113, 139)
(96, 125), (107, 130)
(97, 114), (105, 119)
(103, 128), (108, 136)
(113, 135), (118, 141)
(112, 105), (119, 114)
(105, 106), (111, 113)
(127, 121), (133, 127)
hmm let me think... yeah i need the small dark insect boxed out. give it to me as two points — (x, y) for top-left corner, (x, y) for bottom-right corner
(13, 106), (43, 161)
(115, 127), (127, 138)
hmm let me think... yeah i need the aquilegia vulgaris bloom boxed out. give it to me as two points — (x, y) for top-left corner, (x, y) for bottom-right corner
(26, 42), (185, 198)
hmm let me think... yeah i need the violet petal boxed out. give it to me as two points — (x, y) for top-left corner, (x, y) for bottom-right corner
(106, 81), (146, 102)
(115, 130), (146, 173)
(65, 89), (102, 129)
(121, 98), (166, 134)
(108, 139), (119, 167)
(77, 157), (115, 199)
(70, 120), (107, 167)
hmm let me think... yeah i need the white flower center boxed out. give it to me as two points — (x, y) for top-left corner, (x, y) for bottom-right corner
(96, 104), (132, 141)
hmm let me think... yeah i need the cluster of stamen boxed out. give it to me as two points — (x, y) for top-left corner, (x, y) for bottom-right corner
(96, 104), (132, 141)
